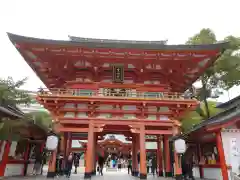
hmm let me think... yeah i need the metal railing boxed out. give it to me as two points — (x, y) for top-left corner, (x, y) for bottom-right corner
(37, 88), (196, 101)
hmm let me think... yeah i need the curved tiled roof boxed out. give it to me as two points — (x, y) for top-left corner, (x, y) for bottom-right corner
(7, 33), (229, 50)
(216, 95), (240, 109)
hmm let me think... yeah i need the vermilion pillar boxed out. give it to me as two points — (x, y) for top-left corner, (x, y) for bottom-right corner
(22, 141), (30, 176)
(64, 133), (68, 158)
(157, 136), (163, 176)
(132, 134), (138, 176)
(47, 150), (57, 178)
(174, 151), (182, 180)
(68, 133), (72, 155)
(60, 136), (64, 153)
(0, 141), (11, 177)
(173, 125), (182, 180)
(136, 134), (140, 176)
(216, 131), (228, 180)
(139, 126), (147, 179)
(163, 135), (172, 177)
(84, 121), (94, 179)
(92, 133), (97, 175)
(65, 132), (72, 157)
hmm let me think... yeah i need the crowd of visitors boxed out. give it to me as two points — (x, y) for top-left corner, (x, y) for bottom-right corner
(31, 151), (194, 179)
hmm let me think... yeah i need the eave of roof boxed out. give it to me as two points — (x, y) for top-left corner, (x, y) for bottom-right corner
(216, 95), (240, 109)
(7, 33), (229, 51)
(0, 105), (24, 119)
(0, 104), (48, 138)
(171, 104), (240, 141)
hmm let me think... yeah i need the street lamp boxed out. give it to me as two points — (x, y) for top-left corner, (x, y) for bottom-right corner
(174, 138), (186, 180)
(46, 132), (59, 151)
(174, 138), (186, 154)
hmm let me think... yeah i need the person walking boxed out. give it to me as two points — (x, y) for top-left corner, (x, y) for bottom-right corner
(151, 156), (157, 176)
(98, 155), (105, 176)
(182, 154), (195, 180)
(40, 151), (47, 175)
(182, 155), (188, 179)
(32, 153), (42, 175)
(56, 154), (64, 177)
(127, 157), (132, 174)
(73, 153), (80, 174)
(186, 155), (195, 180)
(112, 158), (117, 168)
(117, 158), (122, 171)
(147, 158), (152, 174)
(65, 152), (74, 179)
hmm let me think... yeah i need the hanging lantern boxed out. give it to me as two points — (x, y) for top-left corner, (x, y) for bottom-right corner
(46, 134), (59, 151)
(174, 138), (186, 154)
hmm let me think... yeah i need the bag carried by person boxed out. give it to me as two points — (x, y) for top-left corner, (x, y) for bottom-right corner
(97, 166), (100, 172)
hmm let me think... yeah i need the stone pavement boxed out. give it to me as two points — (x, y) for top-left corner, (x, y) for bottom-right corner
(2, 167), (206, 180)
(2, 167), (174, 180)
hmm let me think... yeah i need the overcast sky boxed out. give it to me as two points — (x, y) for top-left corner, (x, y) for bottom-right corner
(0, 0), (240, 102)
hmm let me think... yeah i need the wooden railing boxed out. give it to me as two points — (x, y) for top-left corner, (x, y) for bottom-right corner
(37, 88), (196, 101)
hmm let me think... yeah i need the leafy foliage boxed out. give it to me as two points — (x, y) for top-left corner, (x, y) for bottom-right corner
(186, 28), (240, 90)
(186, 28), (240, 118)
(0, 77), (32, 106)
(0, 77), (51, 140)
(26, 111), (52, 129)
(181, 101), (221, 132)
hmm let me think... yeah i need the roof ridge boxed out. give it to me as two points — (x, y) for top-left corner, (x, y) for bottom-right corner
(7, 32), (229, 48)
(69, 35), (168, 45)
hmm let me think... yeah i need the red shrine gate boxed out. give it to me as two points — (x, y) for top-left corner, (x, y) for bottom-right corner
(7, 33), (228, 179)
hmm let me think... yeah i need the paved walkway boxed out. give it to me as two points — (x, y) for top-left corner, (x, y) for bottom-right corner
(2, 167), (206, 180)
(2, 167), (174, 180)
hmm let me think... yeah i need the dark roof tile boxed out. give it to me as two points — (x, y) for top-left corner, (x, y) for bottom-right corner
(7, 33), (229, 51)
(216, 95), (240, 109)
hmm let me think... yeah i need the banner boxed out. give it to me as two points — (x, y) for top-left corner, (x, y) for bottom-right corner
(230, 138), (240, 174)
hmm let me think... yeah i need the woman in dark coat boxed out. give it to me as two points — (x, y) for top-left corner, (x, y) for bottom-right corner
(73, 153), (80, 174)
(151, 156), (157, 176)
(98, 156), (105, 176)
(56, 154), (64, 176)
(65, 152), (74, 178)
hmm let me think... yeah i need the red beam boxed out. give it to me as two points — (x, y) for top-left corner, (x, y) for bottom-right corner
(56, 127), (101, 133)
(59, 108), (173, 116)
(133, 130), (172, 135)
(59, 118), (174, 127)
(71, 148), (86, 151)
(125, 138), (157, 142)
(38, 95), (197, 105)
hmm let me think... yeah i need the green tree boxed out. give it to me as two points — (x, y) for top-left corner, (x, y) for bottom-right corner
(26, 111), (52, 129)
(0, 77), (32, 106)
(186, 28), (240, 118)
(0, 77), (52, 137)
(181, 101), (221, 132)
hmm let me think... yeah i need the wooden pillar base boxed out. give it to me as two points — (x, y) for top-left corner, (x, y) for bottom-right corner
(175, 174), (183, 180)
(140, 173), (147, 179)
(46, 171), (56, 178)
(91, 170), (96, 175)
(84, 172), (92, 179)
(132, 171), (139, 176)
(158, 170), (163, 176)
(165, 172), (173, 177)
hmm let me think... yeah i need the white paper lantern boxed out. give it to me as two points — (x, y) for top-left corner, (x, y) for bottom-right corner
(46, 135), (59, 151)
(174, 139), (186, 154)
